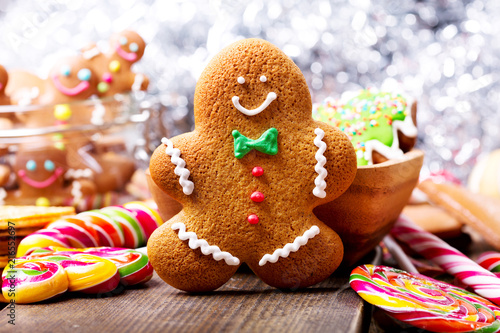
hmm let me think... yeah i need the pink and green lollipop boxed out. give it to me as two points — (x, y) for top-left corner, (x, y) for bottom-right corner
(350, 264), (500, 333)
(392, 215), (500, 306)
(2, 260), (68, 304)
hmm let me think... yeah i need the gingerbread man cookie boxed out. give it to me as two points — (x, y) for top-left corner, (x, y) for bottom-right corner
(82, 30), (148, 96)
(148, 39), (357, 292)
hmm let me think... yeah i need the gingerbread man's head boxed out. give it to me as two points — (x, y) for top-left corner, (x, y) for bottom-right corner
(109, 30), (146, 65)
(14, 144), (68, 200)
(39, 56), (98, 105)
(195, 39), (312, 131)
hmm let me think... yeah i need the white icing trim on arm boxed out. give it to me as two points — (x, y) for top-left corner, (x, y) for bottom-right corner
(161, 137), (194, 195)
(71, 181), (85, 211)
(313, 128), (327, 198)
(172, 222), (240, 266)
(232, 92), (277, 116)
(132, 74), (145, 92)
(259, 225), (320, 266)
(65, 168), (93, 180)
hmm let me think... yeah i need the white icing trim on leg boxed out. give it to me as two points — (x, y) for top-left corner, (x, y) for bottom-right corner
(259, 225), (320, 266)
(172, 222), (240, 266)
(161, 137), (194, 195)
(313, 128), (327, 198)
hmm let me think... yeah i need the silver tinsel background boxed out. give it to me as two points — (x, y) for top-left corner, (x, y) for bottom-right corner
(0, 0), (497, 183)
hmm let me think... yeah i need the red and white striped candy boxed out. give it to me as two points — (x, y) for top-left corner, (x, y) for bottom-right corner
(391, 215), (500, 305)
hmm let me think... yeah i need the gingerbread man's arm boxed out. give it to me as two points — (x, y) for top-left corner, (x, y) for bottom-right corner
(149, 132), (197, 205)
(311, 121), (357, 204)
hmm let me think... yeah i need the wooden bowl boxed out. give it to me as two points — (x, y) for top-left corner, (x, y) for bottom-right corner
(313, 149), (424, 267)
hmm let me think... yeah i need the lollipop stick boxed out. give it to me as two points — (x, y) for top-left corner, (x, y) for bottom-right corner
(382, 234), (418, 274)
(392, 214), (500, 305)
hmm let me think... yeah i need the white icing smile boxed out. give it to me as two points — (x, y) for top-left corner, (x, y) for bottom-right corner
(232, 75), (276, 116)
(232, 92), (277, 116)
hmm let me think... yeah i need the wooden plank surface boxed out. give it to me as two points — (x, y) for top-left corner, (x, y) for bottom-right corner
(0, 267), (368, 333)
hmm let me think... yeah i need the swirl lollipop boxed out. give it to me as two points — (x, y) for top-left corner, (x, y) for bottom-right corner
(22, 250), (120, 293)
(350, 265), (500, 333)
(2, 259), (68, 304)
(83, 247), (153, 286)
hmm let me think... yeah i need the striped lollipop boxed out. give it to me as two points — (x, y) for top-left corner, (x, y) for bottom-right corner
(16, 229), (71, 257)
(350, 264), (500, 333)
(22, 250), (120, 294)
(83, 247), (153, 286)
(17, 201), (163, 257)
(392, 215), (500, 306)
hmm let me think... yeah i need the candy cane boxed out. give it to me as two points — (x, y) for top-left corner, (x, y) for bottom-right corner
(392, 214), (500, 305)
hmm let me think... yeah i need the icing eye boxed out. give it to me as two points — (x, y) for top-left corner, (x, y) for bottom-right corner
(77, 68), (92, 81)
(44, 160), (55, 172)
(61, 66), (71, 77)
(119, 36), (128, 45)
(237, 77), (245, 84)
(26, 160), (37, 171)
(260, 75), (267, 82)
(129, 42), (139, 52)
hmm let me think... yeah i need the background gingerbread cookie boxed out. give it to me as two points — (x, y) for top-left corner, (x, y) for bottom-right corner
(148, 38), (357, 292)
(83, 30), (149, 96)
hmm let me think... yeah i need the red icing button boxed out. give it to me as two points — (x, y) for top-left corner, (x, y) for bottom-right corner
(250, 191), (264, 203)
(252, 166), (264, 177)
(248, 214), (259, 224)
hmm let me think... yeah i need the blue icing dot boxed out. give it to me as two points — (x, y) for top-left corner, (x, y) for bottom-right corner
(119, 36), (128, 45)
(26, 160), (36, 171)
(44, 160), (55, 172)
(129, 42), (139, 52)
(77, 68), (92, 81)
(61, 65), (71, 77)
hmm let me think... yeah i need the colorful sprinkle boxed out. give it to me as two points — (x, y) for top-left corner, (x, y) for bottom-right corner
(312, 88), (410, 166)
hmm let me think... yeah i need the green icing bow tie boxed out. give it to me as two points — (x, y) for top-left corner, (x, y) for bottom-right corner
(232, 128), (278, 159)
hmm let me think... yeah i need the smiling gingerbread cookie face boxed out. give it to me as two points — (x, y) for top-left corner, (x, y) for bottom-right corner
(14, 145), (67, 199)
(110, 30), (146, 64)
(148, 38), (357, 292)
(47, 56), (98, 102)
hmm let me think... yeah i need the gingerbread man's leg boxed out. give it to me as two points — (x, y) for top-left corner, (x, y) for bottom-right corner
(147, 213), (240, 292)
(248, 224), (343, 290)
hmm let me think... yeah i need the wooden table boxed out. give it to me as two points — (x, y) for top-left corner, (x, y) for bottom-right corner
(0, 266), (370, 333)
